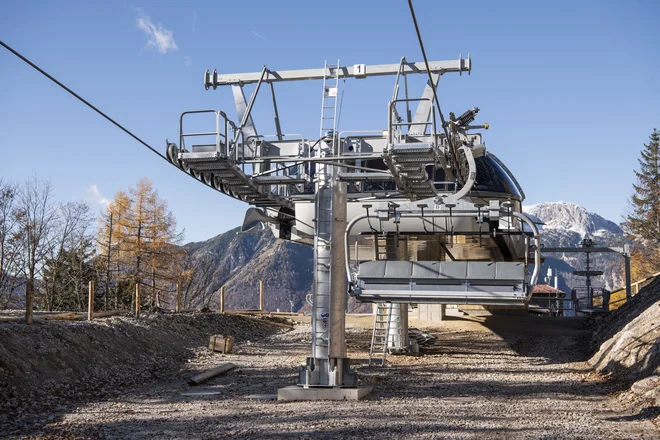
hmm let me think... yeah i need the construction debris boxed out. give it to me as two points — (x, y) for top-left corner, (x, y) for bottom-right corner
(209, 335), (234, 353)
(408, 328), (437, 347)
(187, 363), (236, 386)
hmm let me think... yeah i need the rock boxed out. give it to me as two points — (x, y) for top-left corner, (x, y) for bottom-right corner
(631, 375), (660, 394)
(631, 375), (660, 404)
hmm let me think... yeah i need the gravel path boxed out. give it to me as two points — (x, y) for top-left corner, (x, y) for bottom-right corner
(22, 315), (660, 439)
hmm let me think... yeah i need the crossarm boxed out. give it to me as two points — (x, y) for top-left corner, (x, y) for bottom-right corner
(205, 57), (471, 88)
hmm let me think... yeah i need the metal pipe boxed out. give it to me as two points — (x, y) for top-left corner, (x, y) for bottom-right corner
(345, 209), (539, 288)
(404, 74), (411, 128)
(391, 56), (406, 104)
(406, 0), (452, 149)
(243, 154), (382, 163)
(179, 109), (218, 149)
(329, 181), (348, 359)
(232, 66), (268, 147)
(391, 121), (433, 126)
(181, 131), (222, 137)
(345, 214), (369, 285)
(512, 211), (541, 290)
(269, 82), (283, 141)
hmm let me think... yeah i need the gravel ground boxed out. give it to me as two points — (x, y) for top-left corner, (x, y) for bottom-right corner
(0, 312), (279, 437)
(12, 314), (658, 439)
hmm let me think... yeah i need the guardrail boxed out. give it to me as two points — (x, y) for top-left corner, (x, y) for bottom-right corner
(608, 271), (660, 310)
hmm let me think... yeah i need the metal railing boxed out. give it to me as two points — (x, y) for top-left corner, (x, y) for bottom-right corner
(388, 97), (437, 145)
(528, 296), (575, 316)
(571, 286), (610, 311)
(179, 110), (235, 155)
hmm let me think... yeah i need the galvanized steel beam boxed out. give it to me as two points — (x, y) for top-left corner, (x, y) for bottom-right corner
(205, 58), (471, 88)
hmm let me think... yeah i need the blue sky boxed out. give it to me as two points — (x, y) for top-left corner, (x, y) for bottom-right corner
(1, 0), (658, 243)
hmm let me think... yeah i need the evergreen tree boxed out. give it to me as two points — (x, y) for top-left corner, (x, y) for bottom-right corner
(625, 128), (660, 274)
(42, 244), (97, 311)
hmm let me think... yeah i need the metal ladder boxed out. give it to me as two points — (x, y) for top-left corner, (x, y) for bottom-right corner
(311, 185), (333, 357)
(370, 303), (392, 366)
(319, 60), (340, 145)
(384, 143), (438, 199)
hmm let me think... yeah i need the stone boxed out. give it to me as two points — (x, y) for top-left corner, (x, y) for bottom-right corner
(277, 386), (373, 401)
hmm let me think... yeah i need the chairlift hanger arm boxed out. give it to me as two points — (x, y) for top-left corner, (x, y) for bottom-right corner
(205, 58), (471, 88)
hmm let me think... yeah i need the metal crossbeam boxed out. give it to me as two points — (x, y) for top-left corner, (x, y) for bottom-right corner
(205, 58), (471, 88)
(541, 247), (625, 254)
(541, 245), (632, 302)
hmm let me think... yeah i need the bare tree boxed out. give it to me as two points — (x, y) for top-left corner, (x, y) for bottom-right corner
(42, 201), (94, 311)
(0, 180), (22, 309)
(179, 249), (216, 309)
(14, 178), (58, 324)
(97, 209), (113, 310)
(42, 201), (95, 311)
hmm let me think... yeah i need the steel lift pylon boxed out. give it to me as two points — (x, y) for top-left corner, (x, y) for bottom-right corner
(165, 55), (542, 394)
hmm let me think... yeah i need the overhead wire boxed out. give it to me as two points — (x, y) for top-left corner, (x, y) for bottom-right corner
(0, 39), (314, 230)
(0, 39), (168, 162)
(406, 0), (453, 150)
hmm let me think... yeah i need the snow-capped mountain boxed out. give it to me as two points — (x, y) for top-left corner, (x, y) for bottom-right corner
(523, 201), (627, 292)
(524, 201), (622, 237)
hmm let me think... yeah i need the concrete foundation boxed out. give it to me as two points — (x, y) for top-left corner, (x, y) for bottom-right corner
(277, 386), (373, 401)
(415, 303), (447, 321)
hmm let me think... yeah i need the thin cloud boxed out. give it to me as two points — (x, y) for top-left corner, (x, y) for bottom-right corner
(85, 184), (110, 207)
(136, 15), (178, 54)
(251, 30), (266, 41)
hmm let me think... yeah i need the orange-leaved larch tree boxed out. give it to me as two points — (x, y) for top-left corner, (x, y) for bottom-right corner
(97, 178), (183, 310)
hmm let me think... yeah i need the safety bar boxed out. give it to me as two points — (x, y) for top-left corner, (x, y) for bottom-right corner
(344, 209), (542, 297)
(511, 211), (541, 290)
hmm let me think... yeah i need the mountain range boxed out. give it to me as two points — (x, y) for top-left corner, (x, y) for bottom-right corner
(523, 201), (627, 292)
(185, 201), (628, 312)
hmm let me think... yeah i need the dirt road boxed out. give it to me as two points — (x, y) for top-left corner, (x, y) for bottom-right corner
(27, 314), (658, 439)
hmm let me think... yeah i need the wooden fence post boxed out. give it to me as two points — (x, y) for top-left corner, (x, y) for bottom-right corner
(220, 286), (225, 313)
(135, 283), (140, 318)
(88, 281), (94, 321)
(175, 283), (181, 313)
(259, 280), (264, 312)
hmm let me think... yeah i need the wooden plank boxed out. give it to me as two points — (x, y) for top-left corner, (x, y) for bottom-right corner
(259, 280), (264, 312)
(188, 363), (236, 386)
(88, 281), (94, 321)
(94, 310), (130, 318)
(135, 284), (140, 318)
(43, 313), (84, 321)
(175, 283), (181, 313)
(219, 286), (225, 313)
